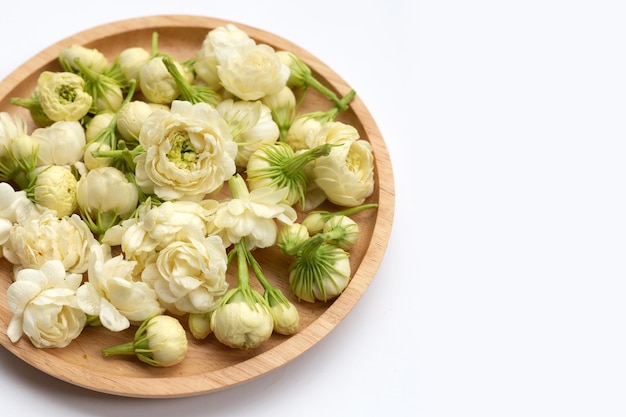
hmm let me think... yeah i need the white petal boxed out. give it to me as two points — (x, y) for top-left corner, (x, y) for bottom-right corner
(98, 299), (130, 332)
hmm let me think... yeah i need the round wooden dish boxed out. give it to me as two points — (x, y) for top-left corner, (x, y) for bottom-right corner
(0, 15), (394, 398)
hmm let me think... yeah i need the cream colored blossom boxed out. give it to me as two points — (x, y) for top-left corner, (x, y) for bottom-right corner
(37, 71), (92, 122)
(33, 165), (78, 217)
(216, 42), (290, 101)
(4, 211), (96, 274)
(284, 114), (324, 152)
(31, 120), (86, 166)
(6, 260), (86, 348)
(194, 24), (255, 90)
(213, 174), (296, 249)
(134, 100), (237, 201)
(76, 244), (163, 331)
(313, 139), (375, 207)
(0, 112), (30, 156)
(59, 45), (109, 74)
(289, 241), (351, 302)
(210, 288), (274, 349)
(141, 235), (228, 315)
(269, 299), (300, 335)
(115, 47), (151, 84)
(76, 166), (138, 220)
(116, 100), (155, 141)
(102, 314), (188, 367)
(216, 99), (279, 167)
(139, 56), (192, 104)
(105, 200), (218, 277)
(0, 182), (42, 247)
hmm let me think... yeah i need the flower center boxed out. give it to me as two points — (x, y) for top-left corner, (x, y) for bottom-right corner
(57, 85), (78, 104)
(167, 131), (198, 170)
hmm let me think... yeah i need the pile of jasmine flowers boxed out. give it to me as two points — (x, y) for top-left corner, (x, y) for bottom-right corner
(0, 24), (376, 366)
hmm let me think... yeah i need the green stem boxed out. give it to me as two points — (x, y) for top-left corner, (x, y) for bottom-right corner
(244, 243), (272, 291)
(101, 341), (136, 356)
(281, 143), (334, 178)
(236, 240), (251, 289)
(317, 203), (379, 219)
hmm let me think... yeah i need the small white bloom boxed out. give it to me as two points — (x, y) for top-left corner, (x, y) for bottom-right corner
(37, 71), (92, 122)
(284, 114), (324, 152)
(115, 47), (151, 84)
(102, 314), (188, 367)
(4, 211), (96, 274)
(76, 244), (163, 331)
(313, 138), (375, 207)
(85, 112), (115, 143)
(6, 260), (86, 348)
(134, 100), (237, 201)
(0, 182), (42, 246)
(139, 56), (193, 104)
(33, 165), (78, 217)
(210, 288), (274, 349)
(269, 300), (300, 335)
(0, 112), (32, 159)
(141, 235), (229, 315)
(83, 142), (112, 170)
(216, 99), (279, 167)
(76, 166), (138, 219)
(116, 100), (155, 141)
(289, 242), (351, 303)
(142, 200), (218, 249)
(194, 24), (255, 90)
(216, 42), (290, 101)
(31, 120), (86, 166)
(59, 45), (109, 74)
(307, 120), (360, 150)
(213, 174), (297, 249)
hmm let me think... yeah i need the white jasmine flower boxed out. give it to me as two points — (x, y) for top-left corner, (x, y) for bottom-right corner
(210, 291), (274, 349)
(76, 166), (139, 236)
(31, 120), (86, 166)
(102, 315), (188, 367)
(134, 100), (237, 201)
(213, 174), (296, 249)
(284, 114), (324, 152)
(216, 42), (290, 101)
(288, 238), (351, 303)
(141, 235), (229, 315)
(306, 120), (360, 150)
(116, 100), (155, 141)
(260, 86), (296, 141)
(37, 71), (92, 122)
(114, 46), (151, 85)
(194, 24), (255, 90)
(4, 211), (96, 274)
(6, 260), (86, 348)
(139, 56), (192, 104)
(59, 45), (109, 74)
(33, 165), (78, 217)
(0, 182), (42, 247)
(216, 98), (279, 167)
(76, 244), (163, 332)
(143, 200), (218, 246)
(209, 243), (274, 349)
(85, 112), (115, 143)
(313, 138), (375, 207)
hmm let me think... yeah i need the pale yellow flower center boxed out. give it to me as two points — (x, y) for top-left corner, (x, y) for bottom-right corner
(57, 85), (78, 104)
(167, 131), (198, 170)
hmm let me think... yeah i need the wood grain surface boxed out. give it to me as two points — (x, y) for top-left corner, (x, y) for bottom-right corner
(0, 15), (394, 398)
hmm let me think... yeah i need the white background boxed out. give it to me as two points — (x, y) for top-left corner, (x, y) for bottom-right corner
(0, 1), (625, 416)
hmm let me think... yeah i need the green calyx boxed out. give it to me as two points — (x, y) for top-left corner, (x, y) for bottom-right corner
(162, 56), (220, 106)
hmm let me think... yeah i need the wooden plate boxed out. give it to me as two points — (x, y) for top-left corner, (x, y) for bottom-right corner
(0, 15), (394, 398)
